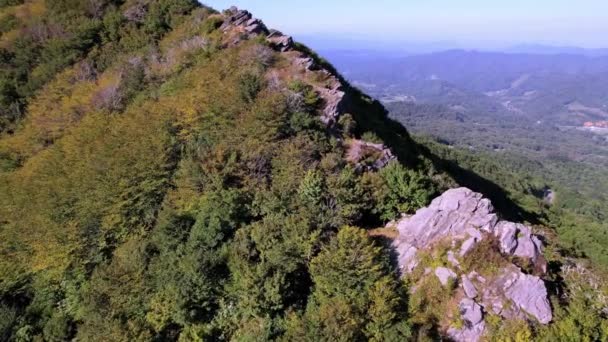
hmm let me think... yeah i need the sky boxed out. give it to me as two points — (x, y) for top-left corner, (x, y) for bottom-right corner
(204, 0), (608, 49)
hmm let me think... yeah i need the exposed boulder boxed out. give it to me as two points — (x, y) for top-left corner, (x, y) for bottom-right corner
(394, 188), (497, 253)
(447, 251), (461, 268)
(494, 221), (544, 265)
(435, 267), (457, 286)
(497, 266), (552, 324)
(220, 7), (274, 40)
(318, 81), (346, 126)
(394, 242), (418, 273)
(459, 236), (478, 257)
(462, 275), (478, 298)
(543, 188), (556, 205)
(295, 56), (316, 71)
(394, 188), (545, 271)
(392, 187), (553, 339)
(346, 140), (396, 172)
(461, 298), (484, 325)
(448, 299), (485, 342)
(495, 221), (518, 254)
(267, 29), (294, 52)
(244, 18), (266, 34)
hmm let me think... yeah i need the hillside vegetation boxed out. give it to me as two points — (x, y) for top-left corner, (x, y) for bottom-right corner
(0, 1), (606, 341)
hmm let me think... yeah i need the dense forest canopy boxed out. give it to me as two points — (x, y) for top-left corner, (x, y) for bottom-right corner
(0, 1), (606, 341)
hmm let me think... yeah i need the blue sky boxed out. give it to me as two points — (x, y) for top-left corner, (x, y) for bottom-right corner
(204, 0), (608, 48)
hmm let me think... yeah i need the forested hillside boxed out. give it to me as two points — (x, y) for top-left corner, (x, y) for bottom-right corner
(0, 1), (606, 341)
(324, 48), (608, 270)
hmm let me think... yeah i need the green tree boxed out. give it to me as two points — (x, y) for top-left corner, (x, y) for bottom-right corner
(374, 161), (434, 221)
(295, 227), (411, 341)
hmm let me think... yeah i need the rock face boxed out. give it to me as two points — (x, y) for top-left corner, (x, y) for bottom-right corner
(346, 140), (397, 172)
(395, 188), (498, 253)
(221, 8), (293, 53)
(498, 266), (552, 324)
(267, 29), (294, 52)
(393, 188), (552, 341)
(462, 275), (478, 298)
(394, 188), (545, 271)
(219, 7), (395, 172)
(494, 222), (544, 265)
(448, 299), (486, 342)
(220, 7), (351, 130)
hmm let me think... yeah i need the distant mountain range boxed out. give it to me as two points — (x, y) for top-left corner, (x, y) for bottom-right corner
(503, 44), (608, 57)
(298, 33), (608, 57)
(321, 49), (608, 126)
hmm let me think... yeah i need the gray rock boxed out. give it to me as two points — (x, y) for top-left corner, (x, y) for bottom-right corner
(460, 237), (478, 256)
(245, 20), (267, 34)
(396, 188), (497, 252)
(462, 276), (478, 298)
(296, 57), (316, 70)
(460, 298), (484, 325)
(448, 251), (461, 268)
(495, 221), (518, 254)
(513, 225), (542, 262)
(232, 11), (252, 26)
(494, 222), (544, 264)
(543, 188), (556, 205)
(448, 299), (486, 342)
(392, 188), (553, 328)
(466, 227), (483, 240)
(392, 242), (418, 274)
(348, 140), (396, 172)
(491, 297), (504, 315)
(497, 266), (552, 324)
(435, 267), (457, 286)
(266, 30), (293, 52)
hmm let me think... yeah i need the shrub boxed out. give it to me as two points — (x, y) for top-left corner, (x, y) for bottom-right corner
(238, 71), (262, 103)
(202, 15), (223, 34)
(373, 161), (434, 221)
(299, 169), (325, 205)
(0, 14), (18, 34)
(0, 0), (23, 9)
(338, 113), (356, 137)
(288, 80), (319, 112)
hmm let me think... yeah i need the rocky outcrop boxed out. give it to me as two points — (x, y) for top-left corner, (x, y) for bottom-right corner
(218, 7), (395, 172)
(221, 7), (268, 34)
(497, 266), (552, 324)
(393, 188), (552, 341)
(394, 188), (545, 270)
(267, 29), (294, 52)
(219, 7), (351, 130)
(494, 221), (544, 265)
(346, 140), (396, 172)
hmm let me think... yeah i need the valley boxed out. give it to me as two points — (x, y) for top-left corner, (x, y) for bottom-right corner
(0, 1), (607, 341)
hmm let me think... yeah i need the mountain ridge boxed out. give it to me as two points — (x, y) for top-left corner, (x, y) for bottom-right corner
(0, 2), (606, 341)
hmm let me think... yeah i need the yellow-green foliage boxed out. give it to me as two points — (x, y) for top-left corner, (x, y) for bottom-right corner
(460, 235), (508, 277)
(408, 273), (453, 328)
(3, 2), (606, 341)
(487, 318), (534, 342)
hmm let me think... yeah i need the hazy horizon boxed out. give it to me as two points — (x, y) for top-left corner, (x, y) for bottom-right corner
(205, 0), (608, 50)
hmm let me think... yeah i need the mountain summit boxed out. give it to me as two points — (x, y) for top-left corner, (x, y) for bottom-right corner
(0, 2), (606, 341)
